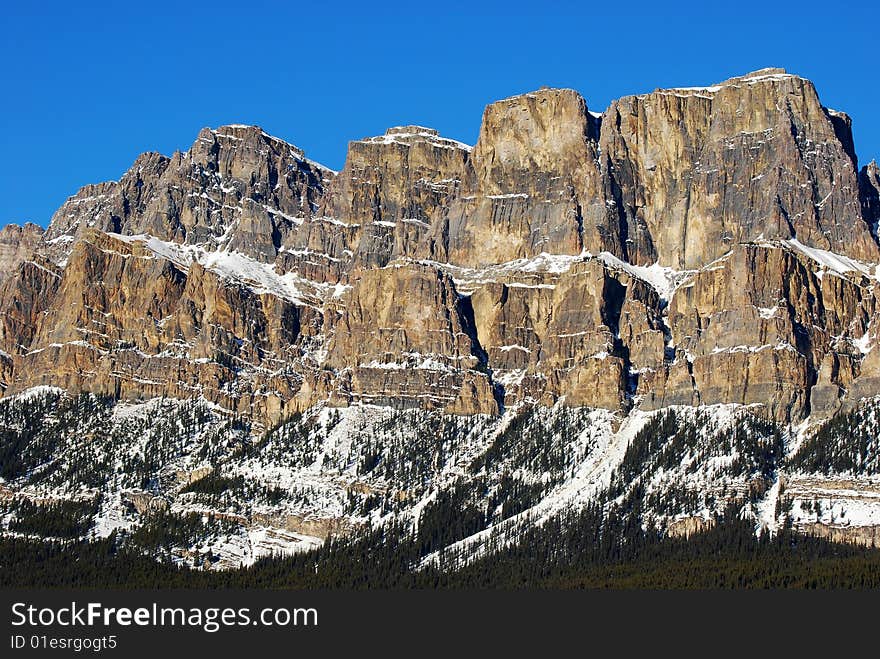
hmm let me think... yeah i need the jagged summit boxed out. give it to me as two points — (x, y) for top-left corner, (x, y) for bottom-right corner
(1, 221), (43, 232)
(205, 124), (334, 167)
(204, 122), (298, 146)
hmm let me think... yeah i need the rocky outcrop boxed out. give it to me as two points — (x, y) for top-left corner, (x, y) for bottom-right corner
(638, 241), (876, 419)
(325, 262), (498, 414)
(43, 126), (334, 266)
(800, 522), (880, 547)
(0, 223), (43, 286)
(0, 255), (63, 390)
(7, 230), (323, 421)
(666, 516), (716, 539)
(2, 68), (879, 425)
(123, 490), (169, 514)
(441, 88), (617, 267)
(249, 512), (350, 540)
(861, 160), (880, 234)
(467, 259), (629, 409)
(601, 68), (878, 268)
(320, 126), (471, 269)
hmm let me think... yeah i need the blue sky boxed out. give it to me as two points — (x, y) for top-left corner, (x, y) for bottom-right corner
(2, 0), (877, 228)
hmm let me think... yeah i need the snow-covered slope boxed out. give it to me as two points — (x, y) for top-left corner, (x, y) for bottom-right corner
(5, 386), (878, 569)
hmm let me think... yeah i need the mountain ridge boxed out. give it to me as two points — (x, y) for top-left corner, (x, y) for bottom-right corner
(3, 68), (880, 572)
(4, 68), (880, 424)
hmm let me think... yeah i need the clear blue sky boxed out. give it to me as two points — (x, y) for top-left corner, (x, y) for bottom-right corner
(2, 0), (877, 228)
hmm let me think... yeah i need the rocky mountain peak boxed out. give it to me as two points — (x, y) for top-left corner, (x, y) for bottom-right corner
(473, 87), (598, 176)
(316, 124), (473, 269)
(386, 125), (438, 135)
(655, 68), (799, 96)
(725, 66), (792, 83)
(38, 122), (334, 267)
(0, 221), (43, 239)
(353, 125), (472, 152)
(741, 66), (789, 77)
(187, 123), (334, 177)
(439, 86), (611, 267)
(602, 67), (877, 269)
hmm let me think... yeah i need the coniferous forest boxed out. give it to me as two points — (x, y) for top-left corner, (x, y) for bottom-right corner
(3, 390), (880, 589)
(3, 503), (880, 589)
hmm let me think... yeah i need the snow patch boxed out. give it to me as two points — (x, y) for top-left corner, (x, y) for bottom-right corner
(784, 238), (875, 277)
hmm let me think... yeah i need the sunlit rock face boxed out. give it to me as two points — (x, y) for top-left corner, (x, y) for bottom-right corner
(600, 68), (877, 269)
(2, 68), (879, 425)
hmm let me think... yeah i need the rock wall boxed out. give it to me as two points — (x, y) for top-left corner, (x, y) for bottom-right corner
(2, 68), (879, 424)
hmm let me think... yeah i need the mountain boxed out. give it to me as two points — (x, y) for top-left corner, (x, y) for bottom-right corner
(2, 68), (880, 575)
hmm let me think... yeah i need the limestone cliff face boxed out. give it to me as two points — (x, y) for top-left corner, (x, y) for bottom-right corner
(635, 241), (876, 419)
(861, 160), (880, 233)
(43, 126), (334, 265)
(320, 127), (472, 270)
(0, 223), (43, 286)
(3, 68), (880, 424)
(442, 88), (618, 267)
(0, 256), (62, 391)
(601, 69), (877, 268)
(10, 230), (320, 421)
(467, 259), (628, 409)
(0, 223), (50, 390)
(325, 262), (497, 414)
